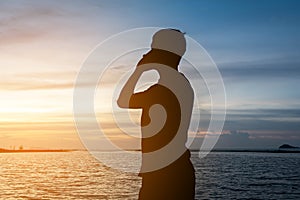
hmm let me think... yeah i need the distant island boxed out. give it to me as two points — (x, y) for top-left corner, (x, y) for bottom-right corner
(279, 144), (300, 149)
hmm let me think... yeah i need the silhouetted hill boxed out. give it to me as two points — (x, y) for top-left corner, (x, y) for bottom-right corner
(279, 144), (300, 149)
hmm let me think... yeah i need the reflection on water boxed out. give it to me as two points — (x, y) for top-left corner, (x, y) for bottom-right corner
(0, 152), (141, 199)
(0, 151), (300, 199)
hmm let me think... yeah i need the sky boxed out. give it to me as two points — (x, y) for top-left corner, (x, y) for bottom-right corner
(0, 0), (299, 150)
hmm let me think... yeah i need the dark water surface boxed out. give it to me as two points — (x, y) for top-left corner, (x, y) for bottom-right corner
(0, 151), (299, 199)
(194, 152), (300, 200)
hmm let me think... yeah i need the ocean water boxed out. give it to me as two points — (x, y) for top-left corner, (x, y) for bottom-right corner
(195, 152), (300, 200)
(0, 151), (299, 199)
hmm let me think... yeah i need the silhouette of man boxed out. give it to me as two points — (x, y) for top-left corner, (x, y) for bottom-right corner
(118, 29), (195, 200)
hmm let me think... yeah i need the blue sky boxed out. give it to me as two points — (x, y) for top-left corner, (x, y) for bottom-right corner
(0, 0), (299, 149)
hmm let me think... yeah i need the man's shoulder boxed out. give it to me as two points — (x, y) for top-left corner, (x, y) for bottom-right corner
(147, 83), (164, 90)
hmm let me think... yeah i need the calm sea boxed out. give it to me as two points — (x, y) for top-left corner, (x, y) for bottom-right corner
(0, 151), (299, 199)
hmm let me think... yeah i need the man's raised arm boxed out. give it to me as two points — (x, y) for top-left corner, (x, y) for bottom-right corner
(117, 68), (144, 108)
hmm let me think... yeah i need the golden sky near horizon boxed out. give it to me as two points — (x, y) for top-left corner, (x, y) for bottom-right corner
(0, 4), (110, 149)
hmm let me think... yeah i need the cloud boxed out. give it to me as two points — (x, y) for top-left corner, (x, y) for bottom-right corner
(0, 2), (66, 45)
(219, 56), (300, 81)
(0, 81), (74, 91)
(0, 70), (102, 91)
(193, 108), (300, 132)
(215, 130), (252, 148)
(190, 129), (300, 149)
(0, 71), (77, 91)
(223, 108), (300, 131)
(0, 1), (112, 48)
(228, 108), (300, 119)
(189, 130), (252, 149)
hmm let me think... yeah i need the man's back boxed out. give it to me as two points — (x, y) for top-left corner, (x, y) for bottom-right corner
(135, 75), (195, 200)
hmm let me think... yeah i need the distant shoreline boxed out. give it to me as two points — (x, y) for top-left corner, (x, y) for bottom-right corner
(0, 149), (73, 153)
(1, 149), (300, 154)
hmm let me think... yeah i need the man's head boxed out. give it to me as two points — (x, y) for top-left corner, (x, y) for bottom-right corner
(137, 29), (186, 70)
(151, 29), (186, 57)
